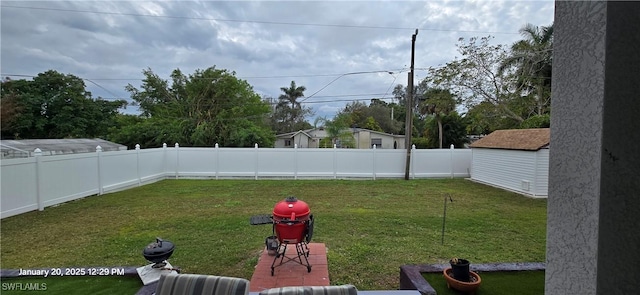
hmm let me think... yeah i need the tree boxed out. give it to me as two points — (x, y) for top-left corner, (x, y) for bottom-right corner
(272, 81), (313, 133)
(423, 112), (469, 149)
(317, 114), (355, 148)
(332, 100), (402, 135)
(123, 67), (274, 148)
(1, 71), (126, 139)
(428, 36), (533, 126)
(418, 88), (457, 148)
(499, 23), (554, 117)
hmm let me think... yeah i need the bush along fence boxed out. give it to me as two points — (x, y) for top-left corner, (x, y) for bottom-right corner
(0, 143), (471, 218)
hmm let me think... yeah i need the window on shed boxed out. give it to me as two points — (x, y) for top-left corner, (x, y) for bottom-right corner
(371, 138), (382, 148)
(284, 140), (292, 147)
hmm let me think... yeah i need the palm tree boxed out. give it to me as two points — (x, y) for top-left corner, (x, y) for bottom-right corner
(279, 81), (306, 110)
(499, 23), (554, 116)
(277, 81), (310, 132)
(419, 88), (456, 149)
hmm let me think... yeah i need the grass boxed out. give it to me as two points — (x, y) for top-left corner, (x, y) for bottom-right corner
(1, 276), (142, 295)
(422, 271), (545, 295)
(0, 179), (546, 291)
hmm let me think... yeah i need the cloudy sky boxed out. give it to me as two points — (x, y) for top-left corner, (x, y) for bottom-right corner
(1, 0), (554, 120)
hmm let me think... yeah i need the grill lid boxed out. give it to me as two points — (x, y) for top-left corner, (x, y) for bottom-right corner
(273, 196), (310, 220)
(143, 237), (175, 256)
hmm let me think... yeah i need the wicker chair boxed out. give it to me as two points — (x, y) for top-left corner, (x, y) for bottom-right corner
(258, 285), (358, 295)
(155, 273), (249, 295)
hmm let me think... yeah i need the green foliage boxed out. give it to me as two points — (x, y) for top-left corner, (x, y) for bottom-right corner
(0, 71), (126, 139)
(411, 137), (429, 149)
(318, 137), (334, 148)
(422, 112), (470, 148)
(465, 102), (521, 134)
(335, 100), (402, 135)
(427, 23), (554, 133)
(500, 23), (553, 117)
(520, 114), (550, 129)
(363, 116), (382, 132)
(417, 88), (458, 148)
(120, 67), (274, 148)
(318, 114), (356, 148)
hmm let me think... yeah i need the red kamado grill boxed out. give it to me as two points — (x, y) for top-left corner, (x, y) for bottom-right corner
(250, 196), (314, 276)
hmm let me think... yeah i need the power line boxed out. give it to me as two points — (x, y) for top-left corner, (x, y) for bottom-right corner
(0, 4), (520, 35)
(300, 70), (401, 103)
(2, 74), (126, 101)
(3, 71), (403, 103)
(3, 70), (407, 81)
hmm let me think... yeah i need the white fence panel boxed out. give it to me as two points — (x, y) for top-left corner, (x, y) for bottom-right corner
(1, 158), (38, 217)
(101, 150), (139, 192)
(139, 148), (166, 183)
(1, 145), (474, 218)
(452, 150), (473, 177)
(295, 148), (338, 178)
(374, 150), (406, 178)
(335, 149), (375, 178)
(164, 144), (178, 178)
(176, 147), (217, 177)
(217, 148), (257, 178)
(257, 148), (296, 178)
(412, 149), (451, 178)
(38, 153), (99, 207)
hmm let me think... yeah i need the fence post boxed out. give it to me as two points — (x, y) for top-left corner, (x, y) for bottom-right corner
(96, 145), (103, 195)
(450, 144), (455, 179)
(411, 145), (416, 179)
(294, 144), (298, 180)
(174, 143), (179, 179)
(255, 143), (259, 180)
(333, 144), (337, 179)
(34, 148), (44, 211)
(215, 143), (219, 180)
(162, 143), (167, 178)
(372, 145), (377, 180)
(136, 144), (141, 186)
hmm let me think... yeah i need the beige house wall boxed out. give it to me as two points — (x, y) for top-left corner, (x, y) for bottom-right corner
(275, 128), (403, 149)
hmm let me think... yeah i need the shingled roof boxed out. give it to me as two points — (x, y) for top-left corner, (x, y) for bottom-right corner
(470, 128), (550, 151)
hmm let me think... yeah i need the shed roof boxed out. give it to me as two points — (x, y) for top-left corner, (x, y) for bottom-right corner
(469, 128), (550, 151)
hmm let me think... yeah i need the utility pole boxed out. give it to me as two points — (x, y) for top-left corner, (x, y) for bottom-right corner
(404, 29), (418, 180)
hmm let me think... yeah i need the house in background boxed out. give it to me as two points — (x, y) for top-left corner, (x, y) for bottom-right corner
(274, 128), (405, 149)
(469, 128), (550, 197)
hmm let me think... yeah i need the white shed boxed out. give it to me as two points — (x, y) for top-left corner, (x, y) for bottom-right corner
(470, 128), (550, 198)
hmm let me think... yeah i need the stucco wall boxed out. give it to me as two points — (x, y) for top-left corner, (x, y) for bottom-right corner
(547, 2), (640, 294)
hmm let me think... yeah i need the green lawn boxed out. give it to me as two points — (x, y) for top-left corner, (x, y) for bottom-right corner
(0, 276), (142, 295)
(0, 179), (546, 291)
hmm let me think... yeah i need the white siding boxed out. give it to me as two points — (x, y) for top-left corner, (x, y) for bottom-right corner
(534, 148), (549, 196)
(471, 148), (548, 197)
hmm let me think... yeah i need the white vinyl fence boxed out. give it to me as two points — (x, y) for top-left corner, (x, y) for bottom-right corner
(1, 144), (471, 218)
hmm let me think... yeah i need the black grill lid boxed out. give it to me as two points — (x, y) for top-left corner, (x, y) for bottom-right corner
(143, 238), (175, 256)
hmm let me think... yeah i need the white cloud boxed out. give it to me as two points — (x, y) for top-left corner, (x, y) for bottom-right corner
(0, 0), (555, 120)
